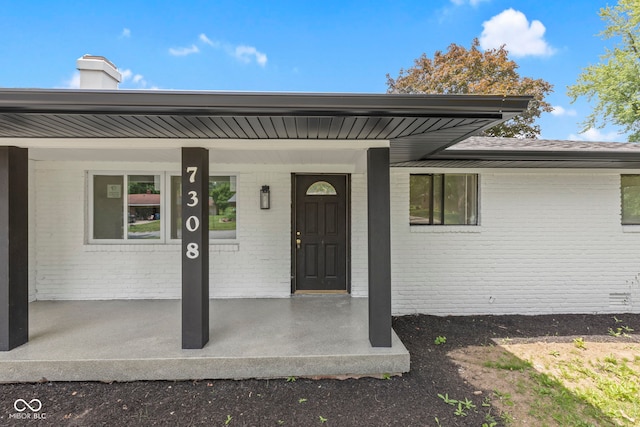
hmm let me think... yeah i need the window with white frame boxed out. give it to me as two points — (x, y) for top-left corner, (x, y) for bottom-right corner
(621, 174), (640, 225)
(89, 172), (237, 242)
(410, 174), (478, 225)
(169, 175), (237, 240)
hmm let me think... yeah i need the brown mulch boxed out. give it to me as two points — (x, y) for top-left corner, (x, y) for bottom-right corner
(1, 313), (639, 426)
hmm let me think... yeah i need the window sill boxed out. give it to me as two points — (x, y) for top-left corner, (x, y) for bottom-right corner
(84, 243), (240, 252)
(410, 225), (481, 233)
(622, 225), (640, 233)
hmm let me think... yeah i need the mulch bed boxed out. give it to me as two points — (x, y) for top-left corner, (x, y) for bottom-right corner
(1, 313), (638, 426)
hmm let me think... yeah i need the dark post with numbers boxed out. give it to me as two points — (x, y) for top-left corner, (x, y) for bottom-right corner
(181, 147), (209, 349)
(0, 147), (28, 351)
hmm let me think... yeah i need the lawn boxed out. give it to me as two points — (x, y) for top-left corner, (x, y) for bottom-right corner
(128, 220), (161, 233)
(209, 215), (236, 231)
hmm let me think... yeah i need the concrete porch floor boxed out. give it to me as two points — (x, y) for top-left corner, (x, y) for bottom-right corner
(0, 297), (409, 382)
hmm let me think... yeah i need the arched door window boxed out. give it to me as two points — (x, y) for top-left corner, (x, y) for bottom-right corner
(305, 181), (337, 196)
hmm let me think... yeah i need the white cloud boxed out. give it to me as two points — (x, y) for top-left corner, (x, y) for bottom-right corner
(480, 9), (555, 57)
(172, 34), (268, 67)
(199, 33), (220, 48)
(569, 128), (620, 142)
(119, 68), (149, 88)
(234, 45), (267, 67)
(450, 0), (489, 6)
(550, 106), (577, 117)
(169, 44), (200, 56)
(121, 28), (131, 38)
(61, 72), (80, 89)
(120, 69), (132, 81)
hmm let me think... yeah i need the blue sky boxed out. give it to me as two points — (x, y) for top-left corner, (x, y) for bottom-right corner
(0, 0), (628, 141)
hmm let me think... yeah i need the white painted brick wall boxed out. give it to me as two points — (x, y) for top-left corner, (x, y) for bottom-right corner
(33, 160), (368, 300)
(391, 168), (640, 316)
(28, 159), (36, 301)
(351, 173), (368, 296)
(33, 159), (640, 316)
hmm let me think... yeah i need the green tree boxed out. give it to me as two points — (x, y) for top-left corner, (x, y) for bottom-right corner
(568, 0), (640, 141)
(210, 181), (233, 214)
(387, 38), (553, 138)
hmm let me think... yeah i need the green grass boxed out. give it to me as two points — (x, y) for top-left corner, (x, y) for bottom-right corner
(565, 355), (640, 425)
(483, 352), (532, 371)
(483, 348), (640, 426)
(209, 215), (236, 231)
(128, 220), (161, 233)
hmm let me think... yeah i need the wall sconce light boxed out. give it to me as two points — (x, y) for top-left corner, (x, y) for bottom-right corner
(260, 185), (270, 209)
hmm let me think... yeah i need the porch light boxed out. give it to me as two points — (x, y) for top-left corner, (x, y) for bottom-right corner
(260, 185), (270, 209)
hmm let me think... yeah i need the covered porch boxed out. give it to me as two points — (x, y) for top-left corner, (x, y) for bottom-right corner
(0, 297), (408, 382)
(0, 87), (531, 381)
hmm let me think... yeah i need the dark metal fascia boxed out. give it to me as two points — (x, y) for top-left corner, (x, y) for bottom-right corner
(0, 89), (532, 118)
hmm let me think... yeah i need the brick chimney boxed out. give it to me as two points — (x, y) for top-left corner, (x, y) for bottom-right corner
(76, 55), (121, 89)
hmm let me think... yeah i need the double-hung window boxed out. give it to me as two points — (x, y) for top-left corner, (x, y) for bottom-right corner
(621, 174), (640, 225)
(89, 172), (237, 243)
(410, 174), (478, 225)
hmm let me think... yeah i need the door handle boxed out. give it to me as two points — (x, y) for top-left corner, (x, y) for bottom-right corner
(296, 238), (301, 249)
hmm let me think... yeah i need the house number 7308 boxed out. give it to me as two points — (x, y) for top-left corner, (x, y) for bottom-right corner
(185, 166), (200, 260)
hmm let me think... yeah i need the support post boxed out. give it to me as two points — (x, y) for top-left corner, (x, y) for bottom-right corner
(0, 147), (28, 351)
(181, 147), (209, 349)
(367, 147), (392, 347)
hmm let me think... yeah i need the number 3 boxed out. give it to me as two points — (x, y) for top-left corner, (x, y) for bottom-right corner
(187, 191), (198, 207)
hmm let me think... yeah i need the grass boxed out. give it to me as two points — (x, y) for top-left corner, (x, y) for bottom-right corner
(130, 217), (236, 233)
(483, 352), (532, 371)
(128, 220), (160, 233)
(209, 215), (236, 231)
(480, 344), (640, 426)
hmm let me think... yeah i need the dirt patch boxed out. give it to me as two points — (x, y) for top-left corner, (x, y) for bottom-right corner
(0, 313), (639, 426)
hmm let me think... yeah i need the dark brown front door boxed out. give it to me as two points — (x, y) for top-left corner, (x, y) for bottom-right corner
(293, 174), (349, 293)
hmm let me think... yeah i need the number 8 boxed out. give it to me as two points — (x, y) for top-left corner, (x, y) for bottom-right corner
(186, 242), (199, 259)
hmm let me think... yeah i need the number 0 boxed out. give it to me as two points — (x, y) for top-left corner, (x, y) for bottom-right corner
(185, 216), (200, 232)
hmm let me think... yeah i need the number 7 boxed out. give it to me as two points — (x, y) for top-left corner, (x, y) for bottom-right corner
(186, 166), (198, 183)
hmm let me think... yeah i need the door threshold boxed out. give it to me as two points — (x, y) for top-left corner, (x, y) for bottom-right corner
(294, 290), (349, 295)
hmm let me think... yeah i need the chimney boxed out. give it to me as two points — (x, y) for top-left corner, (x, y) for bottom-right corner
(76, 55), (121, 89)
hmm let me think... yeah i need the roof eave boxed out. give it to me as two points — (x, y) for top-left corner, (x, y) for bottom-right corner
(0, 89), (532, 117)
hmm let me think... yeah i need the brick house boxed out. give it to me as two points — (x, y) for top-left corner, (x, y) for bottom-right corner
(2, 55), (640, 357)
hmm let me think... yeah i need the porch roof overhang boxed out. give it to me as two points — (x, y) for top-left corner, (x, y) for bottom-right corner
(0, 89), (531, 163)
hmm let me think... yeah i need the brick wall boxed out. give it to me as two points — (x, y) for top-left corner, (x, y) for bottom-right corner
(32, 160), (640, 316)
(390, 168), (640, 315)
(32, 160), (368, 300)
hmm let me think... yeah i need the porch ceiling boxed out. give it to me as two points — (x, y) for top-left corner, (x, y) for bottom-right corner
(0, 89), (531, 163)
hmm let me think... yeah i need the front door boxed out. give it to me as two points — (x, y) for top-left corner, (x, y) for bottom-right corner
(293, 174), (349, 293)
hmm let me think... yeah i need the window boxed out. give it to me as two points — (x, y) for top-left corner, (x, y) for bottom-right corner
(410, 174), (478, 225)
(306, 181), (337, 195)
(92, 174), (162, 241)
(621, 175), (640, 225)
(170, 175), (237, 240)
(90, 172), (237, 242)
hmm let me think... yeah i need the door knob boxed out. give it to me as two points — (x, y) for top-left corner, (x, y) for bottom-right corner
(296, 238), (301, 249)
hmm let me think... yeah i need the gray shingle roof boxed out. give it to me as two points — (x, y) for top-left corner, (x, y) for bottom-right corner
(392, 136), (640, 168)
(448, 136), (640, 152)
